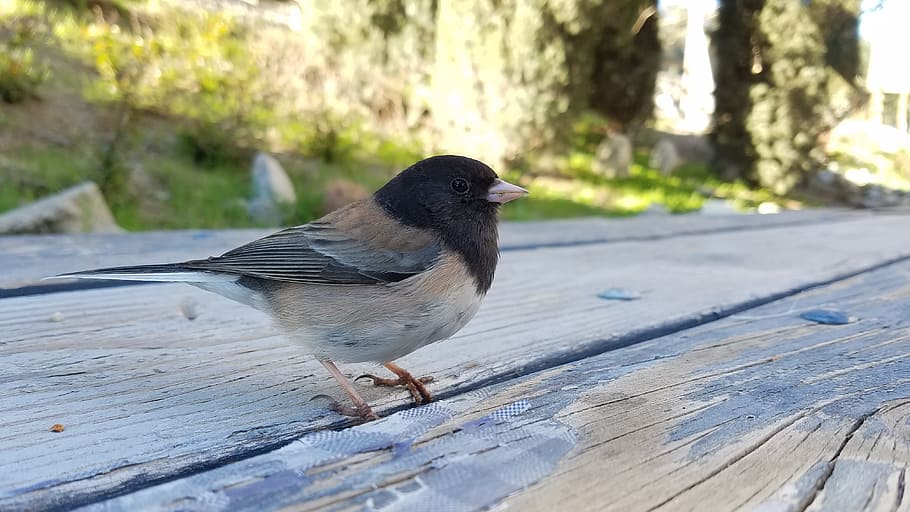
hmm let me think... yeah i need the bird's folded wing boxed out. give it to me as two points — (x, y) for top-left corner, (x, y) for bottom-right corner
(183, 201), (441, 285)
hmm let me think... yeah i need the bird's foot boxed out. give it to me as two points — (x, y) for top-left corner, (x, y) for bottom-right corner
(356, 369), (434, 405)
(331, 401), (380, 421)
(357, 374), (434, 387)
(311, 394), (378, 421)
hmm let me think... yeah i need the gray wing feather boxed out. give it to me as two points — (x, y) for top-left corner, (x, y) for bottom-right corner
(183, 223), (440, 285)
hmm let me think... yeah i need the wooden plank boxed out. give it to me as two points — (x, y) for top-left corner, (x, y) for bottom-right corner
(0, 229), (268, 292)
(0, 209), (855, 291)
(76, 251), (910, 512)
(1, 213), (908, 510)
(803, 401), (910, 512)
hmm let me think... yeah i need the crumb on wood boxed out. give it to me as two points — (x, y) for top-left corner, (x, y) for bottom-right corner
(179, 297), (198, 320)
(50, 423), (65, 432)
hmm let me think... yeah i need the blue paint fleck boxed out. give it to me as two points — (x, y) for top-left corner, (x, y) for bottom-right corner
(800, 309), (856, 325)
(597, 288), (642, 301)
(391, 439), (413, 458)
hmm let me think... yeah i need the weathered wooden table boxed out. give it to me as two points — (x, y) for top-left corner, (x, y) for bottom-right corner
(2, 210), (908, 511)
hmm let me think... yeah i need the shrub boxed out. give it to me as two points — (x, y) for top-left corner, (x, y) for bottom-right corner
(78, 9), (272, 164)
(0, 16), (50, 103)
(712, 0), (863, 194)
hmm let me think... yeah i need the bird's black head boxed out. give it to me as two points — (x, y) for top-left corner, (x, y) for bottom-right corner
(373, 155), (527, 293)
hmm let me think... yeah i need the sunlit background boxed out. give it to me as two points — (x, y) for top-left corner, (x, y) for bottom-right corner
(0, 0), (907, 233)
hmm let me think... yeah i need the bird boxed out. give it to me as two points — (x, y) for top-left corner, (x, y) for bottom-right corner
(54, 155), (528, 420)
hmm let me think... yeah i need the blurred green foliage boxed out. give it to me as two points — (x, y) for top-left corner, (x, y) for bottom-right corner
(712, 0), (863, 195)
(749, 0), (830, 195)
(711, 0), (763, 183)
(0, 0), (787, 231)
(283, 0), (662, 168)
(73, 10), (268, 164)
(503, 148), (775, 221)
(0, 14), (50, 102)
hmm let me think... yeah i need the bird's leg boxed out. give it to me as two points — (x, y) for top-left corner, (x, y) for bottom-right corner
(357, 362), (433, 405)
(319, 360), (378, 421)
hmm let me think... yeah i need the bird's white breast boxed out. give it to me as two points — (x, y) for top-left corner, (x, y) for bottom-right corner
(264, 252), (487, 363)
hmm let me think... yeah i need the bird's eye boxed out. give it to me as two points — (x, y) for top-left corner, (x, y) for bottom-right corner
(451, 178), (470, 194)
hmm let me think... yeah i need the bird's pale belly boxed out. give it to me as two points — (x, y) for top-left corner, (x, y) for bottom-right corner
(263, 256), (486, 363)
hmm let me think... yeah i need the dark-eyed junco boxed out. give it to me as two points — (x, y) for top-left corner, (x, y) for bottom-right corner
(57, 155), (527, 420)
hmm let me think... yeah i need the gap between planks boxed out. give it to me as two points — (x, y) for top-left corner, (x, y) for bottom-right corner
(0, 209), (871, 298)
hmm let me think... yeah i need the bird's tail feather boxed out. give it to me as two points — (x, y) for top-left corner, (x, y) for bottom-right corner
(49, 263), (235, 283)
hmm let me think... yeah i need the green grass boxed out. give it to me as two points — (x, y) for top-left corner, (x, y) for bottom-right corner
(0, 146), (96, 210)
(0, 144), (247, 229)
(501, 151), (779, 220)
(1, 136), (780, 230)
(501, 196), (630, 221)
(0, 136), (413, 231)
(116, 159), (255, 231)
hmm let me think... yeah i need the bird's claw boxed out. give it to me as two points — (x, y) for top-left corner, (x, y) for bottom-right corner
(310, 394), (378, 421)
(356, 374), (434, 385)
(356, 373), (434, 406)
(356, 373), (400, 386)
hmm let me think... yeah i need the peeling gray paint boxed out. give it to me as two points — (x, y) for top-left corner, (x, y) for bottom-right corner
(670, 269), (910, 458)
(81, 399), (575, 512)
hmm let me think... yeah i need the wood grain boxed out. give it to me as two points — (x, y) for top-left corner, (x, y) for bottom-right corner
(502, 261), (910, 512)
(799, 400), (910, 512)
(1, 213), (908, 510)
(75, 247), (910, 512)
(0, 209), (854, 291)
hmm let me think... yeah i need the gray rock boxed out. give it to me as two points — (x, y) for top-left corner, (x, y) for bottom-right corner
(813, 169), (839, 187)
(592, 133), (632, 179)
(649, 138), (681, 175)
(856, 184), (903, 209)
(248, 153), (297, 225)
(648, 133), (714, 175)
(0, 181), (122, 234)
(698, 198), (740, 215)
(808, 168), (907, 209)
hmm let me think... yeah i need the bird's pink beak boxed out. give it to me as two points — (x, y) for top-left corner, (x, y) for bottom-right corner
(486, 179), (528, 204)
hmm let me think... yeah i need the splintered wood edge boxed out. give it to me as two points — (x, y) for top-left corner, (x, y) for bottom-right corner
(75, 256), (910, 512)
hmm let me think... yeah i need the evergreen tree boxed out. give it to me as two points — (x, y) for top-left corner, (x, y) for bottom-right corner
(711, 0), (765, 182)
(712, 0), (862, 194)
(298, 0), (660, 167)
